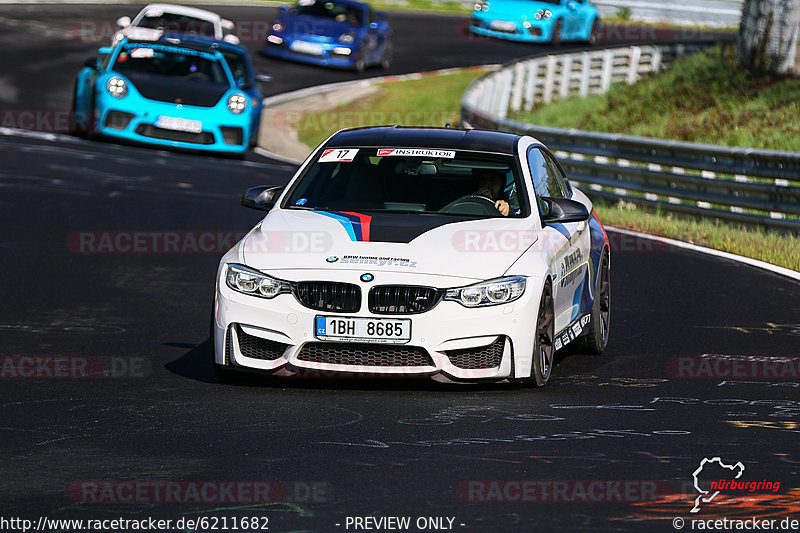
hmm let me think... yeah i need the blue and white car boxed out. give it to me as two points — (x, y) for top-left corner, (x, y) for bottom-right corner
(471, 0), (600, 44)
(212, 126), (612, 386)
(264, 0), (392, 72)
(71, 38), (254, 155)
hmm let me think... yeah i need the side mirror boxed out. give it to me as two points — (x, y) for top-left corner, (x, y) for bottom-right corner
(566, 1), (578, 10)
(84, 57), (100, 69)
(97, 46), (113, 55)
(239, 81), (253, 90)
(540, 197), (590, 225)
(241, 186), (283, 211)
(368, 21), (378, 30)
(116, 16), (132, 28)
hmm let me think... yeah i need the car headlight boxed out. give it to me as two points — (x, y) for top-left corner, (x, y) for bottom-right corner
(106, 76), (127, 98)
(225, 264), (292, 299)
(534, 9), (552, 20)
(272, 21), (285, 32)
(474, 1), (489, 10)
(444, 277), (526, 308)
(338, 32), (356, 44)
(227, 93), (247, 114)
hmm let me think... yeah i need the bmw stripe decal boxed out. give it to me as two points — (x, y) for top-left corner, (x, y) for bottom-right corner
(316, 211), (372, 242)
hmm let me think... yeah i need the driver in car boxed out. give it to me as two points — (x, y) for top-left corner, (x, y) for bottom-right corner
(473, 168), (510, 216)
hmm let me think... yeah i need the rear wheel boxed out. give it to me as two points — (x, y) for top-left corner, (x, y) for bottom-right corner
(588, 18), (601, 45)
(550, 19), (563, 46)
(574, 248), (610, 354)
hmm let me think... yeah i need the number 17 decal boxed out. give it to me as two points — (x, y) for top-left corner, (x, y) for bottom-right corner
(319, 148), (359, 163)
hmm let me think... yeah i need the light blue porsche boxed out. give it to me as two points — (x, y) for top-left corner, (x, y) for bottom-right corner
(71, 38), (253, 156)
(470, 0), (600, 45)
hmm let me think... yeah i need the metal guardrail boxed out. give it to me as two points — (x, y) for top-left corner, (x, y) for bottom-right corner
(460, 42), (800, 231)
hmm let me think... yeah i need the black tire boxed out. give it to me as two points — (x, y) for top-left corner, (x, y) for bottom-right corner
(574, 248), (611, 354)
(69, 83), (84, 137)
(550, 19), (563, 47)
(380, 40), (393, 70)
(587, 18), (601, 46)
(354, 55), (366, 74)
(519, 280), (555, 387)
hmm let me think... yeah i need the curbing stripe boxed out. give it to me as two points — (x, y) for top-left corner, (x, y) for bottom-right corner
(607, 226), (800, 282)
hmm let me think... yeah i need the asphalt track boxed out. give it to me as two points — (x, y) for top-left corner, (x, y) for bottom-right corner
(0, 4), (798, 533)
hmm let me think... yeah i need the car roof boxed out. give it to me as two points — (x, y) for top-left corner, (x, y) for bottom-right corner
(139, 3), (223, 22)
(324, 126), (523, 155)
(295, 0), (369, 9)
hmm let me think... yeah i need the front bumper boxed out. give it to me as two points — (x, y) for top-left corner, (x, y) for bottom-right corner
(469, 16), (553, 43)
(94, 93), (250, 154)
(213, 268), (541, 382)
(263, 36), (359, 68)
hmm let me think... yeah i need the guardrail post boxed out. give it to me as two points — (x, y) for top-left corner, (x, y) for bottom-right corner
(524, 61), (539, 111)
(600, 49), (614, 92)
(627, 46), (642, 84)
(580, 52), (591, 96)
(543, 55), (557, 103)
(510, 62), (525, 114)
(559, 56), (572, 99)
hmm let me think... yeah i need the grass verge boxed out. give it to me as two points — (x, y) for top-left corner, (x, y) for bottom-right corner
(594, 201), (800, 271)
(512, 45), (800, 152)
(296, 68), (486, 149)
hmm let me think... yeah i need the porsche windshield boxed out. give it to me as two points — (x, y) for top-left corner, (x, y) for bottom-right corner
(112, 45), (228, 85)
(138, 13), (216, 36)
(284, 148), (526, 218)
(293, 0), (363, 25)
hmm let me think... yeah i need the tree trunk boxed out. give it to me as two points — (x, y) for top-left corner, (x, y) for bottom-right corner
(738, 0), (800, 74)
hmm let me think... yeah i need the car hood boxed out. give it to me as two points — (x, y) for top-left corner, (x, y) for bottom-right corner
(279, 15), (359, 40)
(121, 72), (230, 107)
(241, 209), (538, 282)
(480, 0), (562, 19)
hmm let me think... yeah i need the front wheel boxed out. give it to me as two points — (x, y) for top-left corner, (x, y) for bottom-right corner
(520, 280), (555, 387)
(380, 41), (393, 69)
(574, 248), (610, 354)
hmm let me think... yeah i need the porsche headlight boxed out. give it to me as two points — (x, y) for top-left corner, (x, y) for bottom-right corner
(226, 264), (292, 299)
(474, 1), (489, 10)
(338, 31), (356, 44)
(445, 277), (526, 307)
(227, 93), (247, 114)
(534, 9), (552, 20)
(272, 21), (285, 32)
(106, 76), (128, 98)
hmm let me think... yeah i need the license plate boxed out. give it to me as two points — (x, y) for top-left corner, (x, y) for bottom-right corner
(490, 20), (516, 32)
(290, 40), (324, 56)
(315, 316), (411, 344)
(155, 116), (202, 133)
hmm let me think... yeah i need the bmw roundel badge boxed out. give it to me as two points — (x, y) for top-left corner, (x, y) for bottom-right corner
(360, 273), (374, 282)
(326, 256), (339, 263)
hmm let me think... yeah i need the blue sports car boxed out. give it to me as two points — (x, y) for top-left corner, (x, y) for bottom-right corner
(471, 0), (600, 45)
(71, 38), (254, 156)
(264, 0), (392, 72)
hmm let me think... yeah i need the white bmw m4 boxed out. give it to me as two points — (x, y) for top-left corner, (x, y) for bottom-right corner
(212, 126), (611, 386)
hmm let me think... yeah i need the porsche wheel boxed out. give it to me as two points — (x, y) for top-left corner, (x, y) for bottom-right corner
(588, 18), (601, 46)
(380, 41), (393, 69)
(574, 248), (610, 354)
(550, 19), (563, 47)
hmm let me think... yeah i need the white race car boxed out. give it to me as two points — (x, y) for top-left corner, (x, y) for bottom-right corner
(113, 4), (239, 45)
(212, 126), (611, 386)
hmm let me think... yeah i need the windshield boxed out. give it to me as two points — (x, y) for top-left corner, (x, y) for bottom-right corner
(284, 148), (526, 218)
(138, 13), (216, 37)
(112, 45), (229, 85)
(293, 0), (363, 25)
(220, 50), (251, 84)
